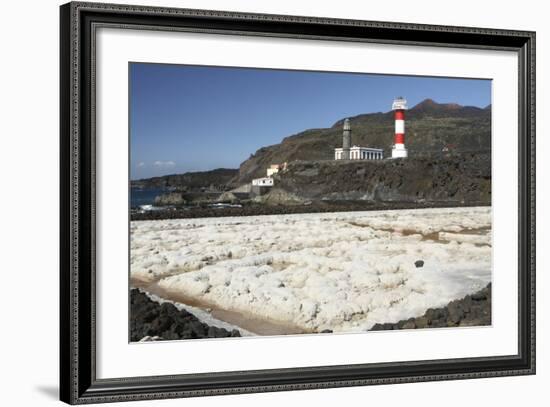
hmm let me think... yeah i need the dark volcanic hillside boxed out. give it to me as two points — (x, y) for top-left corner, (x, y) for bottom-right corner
(274, 152), (491, 205)
(131, 168), (238, 190)
(234, 99), (491, 185)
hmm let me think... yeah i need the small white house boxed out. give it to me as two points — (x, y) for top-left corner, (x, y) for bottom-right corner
(266, 165), (280, 177)
(252, 177), (274, 187)
(252, 163), (287, 187)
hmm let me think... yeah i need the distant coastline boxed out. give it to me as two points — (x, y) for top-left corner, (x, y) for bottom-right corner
(130, 152), (490, 221)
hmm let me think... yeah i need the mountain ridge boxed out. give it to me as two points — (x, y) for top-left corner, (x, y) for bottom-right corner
(131, 168), (238, 190)
(233, 99), (491, 185)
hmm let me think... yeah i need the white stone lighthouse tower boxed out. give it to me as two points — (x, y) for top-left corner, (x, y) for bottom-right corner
(391, 97), (408, 158)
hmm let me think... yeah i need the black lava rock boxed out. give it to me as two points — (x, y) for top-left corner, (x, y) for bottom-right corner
(368, 283), (491, 332)
(130, 289), (241, 342)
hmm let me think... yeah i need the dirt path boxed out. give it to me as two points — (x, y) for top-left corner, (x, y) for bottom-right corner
(130, 278), (308, 336)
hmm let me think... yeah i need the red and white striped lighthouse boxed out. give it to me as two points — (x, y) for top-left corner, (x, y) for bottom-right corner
(391, 97), (408, 158)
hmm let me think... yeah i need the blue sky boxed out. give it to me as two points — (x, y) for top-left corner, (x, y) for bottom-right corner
(130, 63), (491, 179)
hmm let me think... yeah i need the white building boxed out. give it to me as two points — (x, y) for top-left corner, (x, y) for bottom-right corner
(252, 163), (287, 187)
(266, 164), (281, 177)
(335, 146), (383, 160)
(334, 118), (384, 161)
(252, 177), (274, 186)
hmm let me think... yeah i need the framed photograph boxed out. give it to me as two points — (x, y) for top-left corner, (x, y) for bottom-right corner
(60, 1), (535, 404)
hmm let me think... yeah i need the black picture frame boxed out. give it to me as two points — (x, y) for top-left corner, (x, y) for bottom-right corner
(60, 1), (536, 404)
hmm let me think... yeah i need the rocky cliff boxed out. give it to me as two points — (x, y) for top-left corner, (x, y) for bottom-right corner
(273, 152), (491, 205)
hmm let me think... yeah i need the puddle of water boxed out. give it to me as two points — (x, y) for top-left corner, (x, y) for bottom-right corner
(131, 278), (308, 336)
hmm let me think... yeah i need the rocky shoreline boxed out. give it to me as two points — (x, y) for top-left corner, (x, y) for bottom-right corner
(131, 282), (491, 341)
(370, 283), (491, 331)
(130, 289), (241, 341)
(131, 200), (488, 221)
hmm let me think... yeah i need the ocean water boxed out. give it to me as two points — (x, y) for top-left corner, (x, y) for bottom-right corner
(130, 187), (166, 208)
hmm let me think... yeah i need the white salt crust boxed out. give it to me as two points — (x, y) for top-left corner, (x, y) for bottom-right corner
(131, 207), (492, 332)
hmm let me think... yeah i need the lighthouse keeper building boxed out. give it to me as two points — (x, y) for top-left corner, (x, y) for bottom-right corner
(334, 118), (383, 161)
